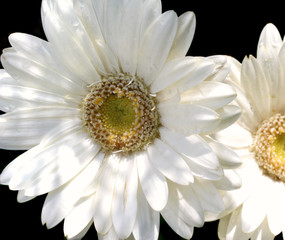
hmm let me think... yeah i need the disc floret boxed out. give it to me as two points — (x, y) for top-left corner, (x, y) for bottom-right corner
(81, 73), (159, 152)
(254, 113), (285, 182)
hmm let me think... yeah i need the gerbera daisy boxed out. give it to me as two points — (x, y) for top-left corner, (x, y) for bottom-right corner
(210, 23), (285, 239)
(0, 0), (241, 239)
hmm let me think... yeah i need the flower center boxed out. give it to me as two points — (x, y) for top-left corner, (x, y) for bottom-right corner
(81, 73), (159, 153)
(253, 113), (285, 182)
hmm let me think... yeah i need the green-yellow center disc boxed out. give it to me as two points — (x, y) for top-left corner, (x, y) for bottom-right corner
(100, 95), (136, 134)
(81, 73), (159, 153)
(274, 133), (285, 159)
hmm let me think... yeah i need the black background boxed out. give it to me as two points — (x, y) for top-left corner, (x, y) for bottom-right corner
(0, 1), (284, 239)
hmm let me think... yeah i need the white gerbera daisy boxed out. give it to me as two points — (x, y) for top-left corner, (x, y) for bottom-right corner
(211, 23), (285, 240)
(0, 0), (241, 239)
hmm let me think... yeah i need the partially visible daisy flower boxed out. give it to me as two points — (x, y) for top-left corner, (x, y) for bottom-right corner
(210, 23), (285, 239)
(0, 0), (241, 239)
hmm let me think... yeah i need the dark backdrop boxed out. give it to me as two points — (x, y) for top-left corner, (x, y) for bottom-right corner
(0, 1), (284, 239)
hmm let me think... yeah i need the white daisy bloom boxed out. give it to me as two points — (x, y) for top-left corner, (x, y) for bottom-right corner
(210, 23), (285, 240)
(0, 0), (241, 239)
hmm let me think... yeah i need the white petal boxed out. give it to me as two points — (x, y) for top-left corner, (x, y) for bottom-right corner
(93, 154), (119, 234)
(7, 33), (86, 94)
(241, 188), (267, 233)
(41, 153), (104, 228)
(225, 67), (259, 131)
(73, 0), (119, 73)
(163, 182), (204, 228)
(241, 56), (271, 121)
(158, 102), (220, 135)
(180, 81), (237, 110)
(257, 24), (283, 113)
(112, 155), (138, 239)
(218, 214), (230, 240)
(64, 196), (94, 239)
(159, 127), (221, 171)
(136, 151), (168, 211)
(251, 218), (275, 240)
(161, 185), (196, 239)
(257, 23), (282, 61)
(191, 178), (224, 214)
(206, 55), (230, 82)
(9, 124), (101, 195)
(41, 0), (102, 83)
(214, 122), (253, 149)
(0, 70), (19, 112)
(0, 145), (42, 185)
(133, 185), (159, 240)
(207, 138), (242, 169)
(67, 221), (93, 240)
(213, 170), (241, 191)
(137, 11), (178, 85)
(17, 190), (35, 203)
(98, 227), (119, 240)
(150, 57), (201, 93)
(211, 105), (241, 133)
(167, 11), (196, 60)
(265, 181), (285, 235)
(103, 0), (143, 75)
(147, 138), (193, 185)
(185, 157), (223, 181)
(157, 58), (215, 101)
(0, 107), (79, 150)
(139, 0), (162, 38)
(226, 207), (252, 240)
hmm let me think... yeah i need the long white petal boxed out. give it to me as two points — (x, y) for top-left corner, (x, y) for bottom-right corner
(93, 154), (119, 234)
(73, 0), (119, 73)
(213, 122), (253, 149)
(267, 181), (285, 235)
(41, 0), (102, 83)
(241, 188), (267, 233)
(251, 218), (275, 240)
(257, 23), (282, 61)
(241, 56), (271, 121)
(150, 57), (201, 93)
(180, 81), (237, 110)
(191, 178), (224, 214)
(9, 124), (101, 195)
(225, 207), (252, 240)
(148, 138), (193, 185)
(211, 105), (241, 133)
(64, 196), (94, 239)
(207, 138), (242, 169)
(158, 102), (220, 135)
(0, 107), (79, 150)
(157, 58), (215, 101)
(7, 33), (86, 94)
(0, 83), (78, 109)
(132, 185), (159, 240)
(41, 152), (104, 228)
(213, 170), (241, 191)
(161, 184), (196, 239)
(167, 11), (196, 60)
(112, 155), (138, 239)
(136, 151), (168, 211)
(159, 127), (221, 171)
(162, 182), (204, 228)
(137, 11), (178, 85)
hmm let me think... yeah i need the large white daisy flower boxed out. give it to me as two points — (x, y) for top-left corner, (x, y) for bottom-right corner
(211, 23), (285, 239)
(0, 0), (241, 239)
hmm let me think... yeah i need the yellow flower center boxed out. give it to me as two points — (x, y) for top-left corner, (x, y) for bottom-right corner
(81, 73), (159, 152)
(100, 95), (136, 134)
(254, 113), (285, 182)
